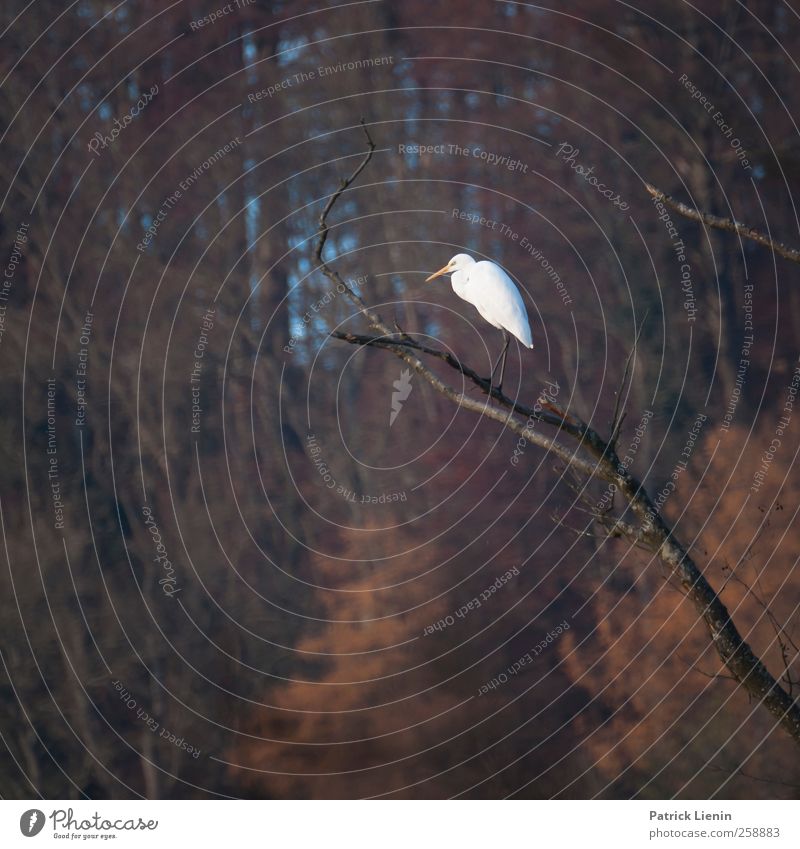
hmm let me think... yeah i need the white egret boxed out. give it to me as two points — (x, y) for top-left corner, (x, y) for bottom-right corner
(426, 253), (533, 392)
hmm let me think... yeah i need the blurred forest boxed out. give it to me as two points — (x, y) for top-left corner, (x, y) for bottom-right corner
(1, 0), (799, 799)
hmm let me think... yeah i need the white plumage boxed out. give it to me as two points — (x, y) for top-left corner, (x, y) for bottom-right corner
(426, 253), (533, 390)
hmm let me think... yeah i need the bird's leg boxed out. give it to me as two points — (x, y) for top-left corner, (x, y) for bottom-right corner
(490, 329), (510, 393)
(498, 330), (510, 392)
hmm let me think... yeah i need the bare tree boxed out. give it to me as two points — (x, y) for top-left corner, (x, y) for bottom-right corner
(317, 123), (800, 747)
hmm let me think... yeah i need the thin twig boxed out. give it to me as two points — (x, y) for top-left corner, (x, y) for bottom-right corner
(610, 310), (649, 450)
(645, 184), (800, 264)
(706, 764), (800, 790)
(315, 119), (380, 327)
(688, 665), (740, 683)
(722, 563), (800, 696)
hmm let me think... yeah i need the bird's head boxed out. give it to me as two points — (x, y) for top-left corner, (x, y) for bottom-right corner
(425, 253), (475, 282)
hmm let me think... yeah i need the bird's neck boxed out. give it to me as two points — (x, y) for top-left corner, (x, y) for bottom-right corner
(451, 268), (470, 297)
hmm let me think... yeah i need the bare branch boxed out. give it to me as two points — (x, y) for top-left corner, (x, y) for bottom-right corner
(331, 331), (578, 433)
(722, 563), (800, 697)
(314, 119), (382, 328)
(645, 184), (800, 264)
(609, 310), (648, 451)
(706, 764), (800, 790)
(315, 131), (800, 746)
(686, 662), (739, 684)
(331, 332), (600, 480)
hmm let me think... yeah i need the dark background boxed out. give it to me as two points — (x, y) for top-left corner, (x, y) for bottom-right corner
(1, 0), (799, 799)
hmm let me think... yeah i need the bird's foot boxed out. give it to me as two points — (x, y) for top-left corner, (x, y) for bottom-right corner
(484, 379), (503, 400)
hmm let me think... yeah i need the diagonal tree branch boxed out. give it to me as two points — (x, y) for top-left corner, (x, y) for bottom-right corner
(331, 331), (580, 432)
(314, 123), (800, 746)
(645, 184), (800, 264)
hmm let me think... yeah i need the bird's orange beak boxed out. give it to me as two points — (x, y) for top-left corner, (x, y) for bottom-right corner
(425, 265), (450, 282)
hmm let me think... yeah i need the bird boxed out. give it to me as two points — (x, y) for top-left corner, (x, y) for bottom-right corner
(426, 253), (533, 393)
